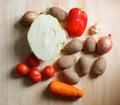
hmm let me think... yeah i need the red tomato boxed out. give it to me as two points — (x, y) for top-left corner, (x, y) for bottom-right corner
(66, 8), (87, 37)
(43, 66), (56, 78)
(28, 68), (42, 83)
(27, 53), (41, 68)
(16, 63), (29, 76)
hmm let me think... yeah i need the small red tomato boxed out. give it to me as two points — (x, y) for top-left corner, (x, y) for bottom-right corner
(66, 8), (87, 37)
(43, 66), (56, 78)
(28, 68), (42, 83)
(16, 63), (29, 76)
(27, 53), (41, 68)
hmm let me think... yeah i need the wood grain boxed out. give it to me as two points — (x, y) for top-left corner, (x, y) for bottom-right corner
(0, 0), (120, 105)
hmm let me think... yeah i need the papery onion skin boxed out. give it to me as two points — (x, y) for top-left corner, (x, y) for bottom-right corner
(97, 34), (113, 55)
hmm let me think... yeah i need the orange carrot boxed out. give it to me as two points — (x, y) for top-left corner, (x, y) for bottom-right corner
(49, 81), (84, 99)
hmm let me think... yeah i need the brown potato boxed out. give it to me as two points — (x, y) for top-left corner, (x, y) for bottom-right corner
(65, 39), (83, 54)
(62, 69), (79, 85)
(78, 56), (90, 75)
(50, 7), (67, 21)
(57, 55), (77, 69)
(20, 11), (39, 27)
(93, 57), (107, 75)
(83, 37), (96, 53)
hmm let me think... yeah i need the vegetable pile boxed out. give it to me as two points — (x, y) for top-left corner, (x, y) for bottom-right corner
(15, 6), (113, 100)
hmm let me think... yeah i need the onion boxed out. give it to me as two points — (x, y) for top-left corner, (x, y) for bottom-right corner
(97, 34), (113, 55)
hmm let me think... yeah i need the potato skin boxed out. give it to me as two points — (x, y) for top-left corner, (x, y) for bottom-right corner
(78, 56), (90, 75)
(65, 39), (83, 54)
(62, 69), (79, 85)
(93, 57), (106, 75)
(20, 11), (39, 27)
(50, 7), (67, 21)
(83, 37), (96, 53)
(57, 55), (77, 69)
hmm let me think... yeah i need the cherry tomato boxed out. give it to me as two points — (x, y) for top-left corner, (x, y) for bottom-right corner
(66, 8), (87, 37)
(16, 63), (29, 76)
(43, 65), (56, 78)
(27, 53), (41, 68)
(28, 68), (42, 83)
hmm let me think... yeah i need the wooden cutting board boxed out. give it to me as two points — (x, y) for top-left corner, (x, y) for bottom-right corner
(0, 0), (120, 105)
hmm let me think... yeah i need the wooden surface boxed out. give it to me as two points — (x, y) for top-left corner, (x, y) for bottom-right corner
(0, 0), (120, 105)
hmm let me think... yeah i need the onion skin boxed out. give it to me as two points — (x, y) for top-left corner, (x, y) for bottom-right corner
(97, 34), (113, 55)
